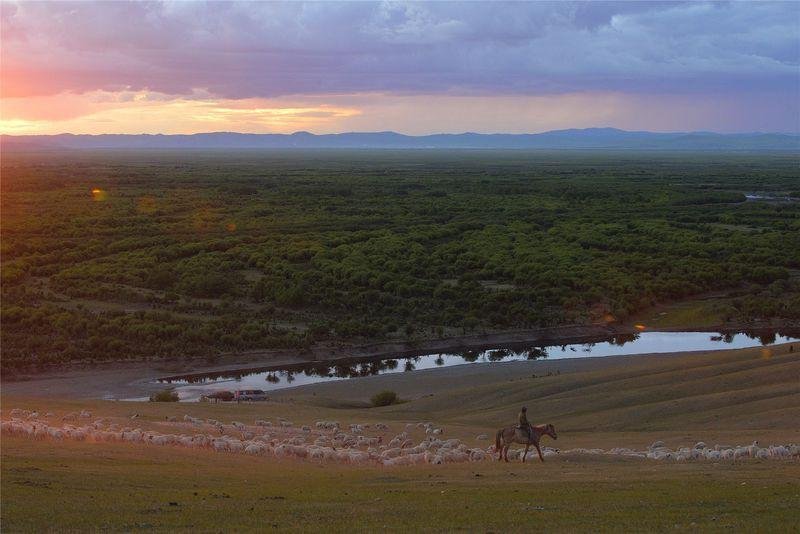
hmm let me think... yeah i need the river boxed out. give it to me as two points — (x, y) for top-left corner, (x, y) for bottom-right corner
(156, 330), (799, 401)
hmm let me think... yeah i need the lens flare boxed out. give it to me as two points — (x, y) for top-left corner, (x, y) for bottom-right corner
(91, 188), (107, 201)
(634, 324), (646, 331)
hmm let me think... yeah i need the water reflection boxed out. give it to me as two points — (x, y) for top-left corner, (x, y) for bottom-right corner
(611, 333), (639, 346)
(159, 330), (798, 394)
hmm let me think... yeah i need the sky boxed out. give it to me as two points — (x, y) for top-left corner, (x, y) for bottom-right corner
(1, 1), (798, 135)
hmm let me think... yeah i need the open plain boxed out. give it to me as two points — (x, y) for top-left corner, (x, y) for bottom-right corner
(3, 342), (799, 532)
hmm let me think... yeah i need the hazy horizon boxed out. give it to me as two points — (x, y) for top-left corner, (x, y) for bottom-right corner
(5, 127), (799, 138)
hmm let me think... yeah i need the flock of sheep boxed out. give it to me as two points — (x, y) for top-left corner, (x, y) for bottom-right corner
(3, 408), (798, 466)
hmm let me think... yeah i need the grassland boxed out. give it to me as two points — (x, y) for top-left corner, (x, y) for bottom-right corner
(4, 436), (798, 532)
(3, 343), (799, 532)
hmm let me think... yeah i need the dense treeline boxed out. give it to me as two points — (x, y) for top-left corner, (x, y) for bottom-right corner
(2, 150), (799, 371)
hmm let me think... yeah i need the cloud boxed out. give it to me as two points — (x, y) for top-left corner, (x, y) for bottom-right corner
(2, 1), (797, 100)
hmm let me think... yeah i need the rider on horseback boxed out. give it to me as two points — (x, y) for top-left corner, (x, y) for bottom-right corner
(517, 406), (531, 441)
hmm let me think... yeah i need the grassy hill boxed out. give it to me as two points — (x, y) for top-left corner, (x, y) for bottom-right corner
(2, 343), (799, 531)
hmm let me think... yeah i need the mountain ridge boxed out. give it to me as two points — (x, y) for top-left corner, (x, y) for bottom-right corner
(2, 128), (798, 150)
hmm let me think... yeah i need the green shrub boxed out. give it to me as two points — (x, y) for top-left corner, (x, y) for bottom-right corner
(371, 390), (399, 407)
(150, 389), (180, 402)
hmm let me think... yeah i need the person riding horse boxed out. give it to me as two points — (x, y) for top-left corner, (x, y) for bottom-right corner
(517, 406), (531, 441)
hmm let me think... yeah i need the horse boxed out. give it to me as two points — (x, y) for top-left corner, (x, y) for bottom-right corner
(495, 423), (558, 463)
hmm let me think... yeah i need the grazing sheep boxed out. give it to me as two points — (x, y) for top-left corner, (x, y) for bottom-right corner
(245, 443), (266, 455)
(8, 412), (798, 469)
(469, 449), (487, 461)
(380, 448), (403, 460)
(733, 446), (749, 461)
(768, 446), (789, 458)
(384, 452), (429, 466)
(315, 421), (339, 430)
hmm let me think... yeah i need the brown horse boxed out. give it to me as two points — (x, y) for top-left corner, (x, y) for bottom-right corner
(495, 423), (558, 462)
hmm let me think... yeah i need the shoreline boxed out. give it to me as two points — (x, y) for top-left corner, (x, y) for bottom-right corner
(158, 323), (637, 381)
(8, 321), (795, 383)
(1, 323), (797, 401)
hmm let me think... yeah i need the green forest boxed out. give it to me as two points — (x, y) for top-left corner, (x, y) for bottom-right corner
(2, 150), (799, 371)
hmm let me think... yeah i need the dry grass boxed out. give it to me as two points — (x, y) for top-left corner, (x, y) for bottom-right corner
(3, 436), (799, 532)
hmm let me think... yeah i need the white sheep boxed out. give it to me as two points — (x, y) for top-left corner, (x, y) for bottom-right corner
(245, 443), (266, 455)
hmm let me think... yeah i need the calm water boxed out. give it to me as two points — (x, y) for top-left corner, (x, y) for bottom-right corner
(158, 331), (798, 400)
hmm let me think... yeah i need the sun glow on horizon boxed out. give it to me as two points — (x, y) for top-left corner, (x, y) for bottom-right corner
(0, 91), (363, 135)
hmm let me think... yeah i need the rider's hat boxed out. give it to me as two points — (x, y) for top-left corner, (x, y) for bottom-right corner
(521, 406), (527, 411)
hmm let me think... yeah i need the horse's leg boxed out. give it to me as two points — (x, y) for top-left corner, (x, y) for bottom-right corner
(522, 443), (529, 463)
(535, 443), (544, 463)
(503, 445), (510, 463)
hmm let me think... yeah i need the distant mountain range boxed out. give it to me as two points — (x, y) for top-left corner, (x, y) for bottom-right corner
(2, 128), (798, 151)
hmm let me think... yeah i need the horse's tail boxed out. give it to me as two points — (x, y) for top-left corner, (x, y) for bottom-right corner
(495, 429), (502, 452)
